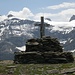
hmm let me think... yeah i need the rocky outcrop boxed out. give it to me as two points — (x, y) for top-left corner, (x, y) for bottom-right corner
(69, 15), (75, 21)
(45, 18), (51, 21)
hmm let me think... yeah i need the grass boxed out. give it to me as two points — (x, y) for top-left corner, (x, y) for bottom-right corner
(0, 60), (75, 75)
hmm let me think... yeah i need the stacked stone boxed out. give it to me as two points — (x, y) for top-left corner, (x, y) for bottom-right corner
(26, 36), (63, 52)
(41, 36), (63, 52)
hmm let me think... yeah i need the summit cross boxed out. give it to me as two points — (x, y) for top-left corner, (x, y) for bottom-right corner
(35, 16), (50, 38)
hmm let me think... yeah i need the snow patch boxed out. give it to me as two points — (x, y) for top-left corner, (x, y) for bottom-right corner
(16, 46), (26, 51)
(60, 40), (67, 44)
(70, 49), (75, 52)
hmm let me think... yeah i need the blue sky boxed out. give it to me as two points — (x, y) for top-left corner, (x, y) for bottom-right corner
(0, 0), (75, 21)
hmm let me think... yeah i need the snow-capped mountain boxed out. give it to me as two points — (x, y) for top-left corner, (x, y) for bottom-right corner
(0, 15), (75, 60)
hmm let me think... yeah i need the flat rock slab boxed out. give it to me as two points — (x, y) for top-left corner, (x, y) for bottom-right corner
(6, 66), (16, 69)
(47, 69), (59, 74)
(61, 67), (75, 74)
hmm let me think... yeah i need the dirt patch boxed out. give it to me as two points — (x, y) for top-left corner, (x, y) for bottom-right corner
(0, 60), (13, 64)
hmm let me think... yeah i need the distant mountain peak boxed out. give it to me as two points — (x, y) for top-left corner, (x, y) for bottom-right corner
(45, 18), (51, 21)
(7, 14), (14, 18)
(69, 15), (75, 21)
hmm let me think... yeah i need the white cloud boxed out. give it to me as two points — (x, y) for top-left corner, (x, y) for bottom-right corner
(0, 15), (7, 21)
(33, 12), (62, 21)
(59, 9), (75, 15)
(34, 2), (75, 22)
(46, 2), (75, 10)
(8, 7), (34, 20)
(58, 9), (75, 21)
(1, 2), (75, 22)
(33, 13), (53, 21)
(33, 8), (75, 22)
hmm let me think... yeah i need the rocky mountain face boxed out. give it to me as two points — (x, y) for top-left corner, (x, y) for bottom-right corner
(69, 15), (75, 21)
(0, 15), (75, 60)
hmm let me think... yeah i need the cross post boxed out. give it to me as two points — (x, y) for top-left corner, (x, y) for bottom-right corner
(34, 16), (50, 38)
(40, 16), (45, 38)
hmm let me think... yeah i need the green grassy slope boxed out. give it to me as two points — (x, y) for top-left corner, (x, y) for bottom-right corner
(0, 60), (75, 75)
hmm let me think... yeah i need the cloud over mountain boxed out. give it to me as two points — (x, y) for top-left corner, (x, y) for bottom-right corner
(0, 15), (8, 21)
(0, 2), (75, 22)
(40, 2), (75, 21)
(8, 7), (34, 20)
